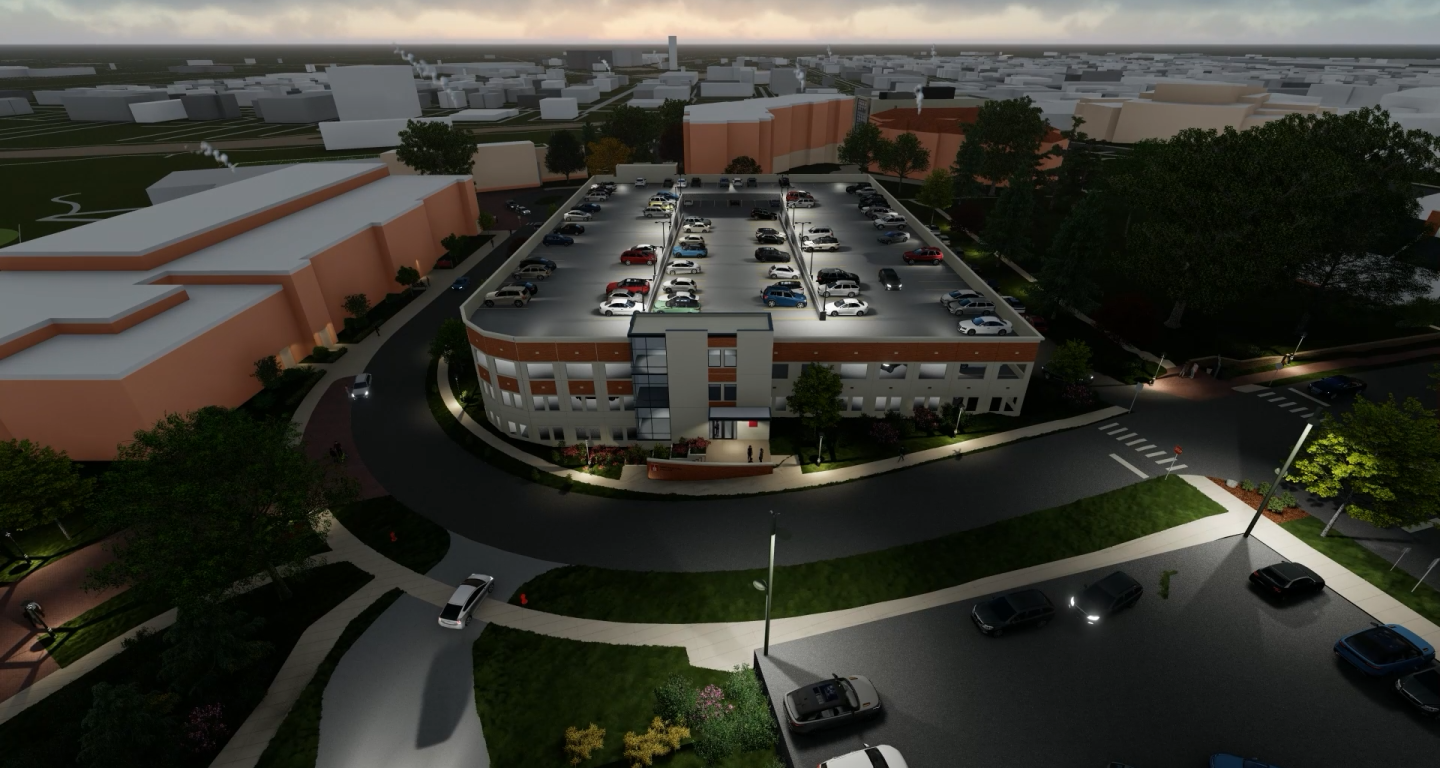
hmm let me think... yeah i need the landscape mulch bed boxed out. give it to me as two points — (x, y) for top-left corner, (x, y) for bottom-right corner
(1209, 477), (1310, 523)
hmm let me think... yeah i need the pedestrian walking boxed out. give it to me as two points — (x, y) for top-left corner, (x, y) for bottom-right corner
(758, 448), (765, 463)
(897, 445), (906, 462)
(747, 445), (753, 463)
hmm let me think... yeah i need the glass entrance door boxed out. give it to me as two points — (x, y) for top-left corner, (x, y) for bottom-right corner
(709, 419), (736, 439)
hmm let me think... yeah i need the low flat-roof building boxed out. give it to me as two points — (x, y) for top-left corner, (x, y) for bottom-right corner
(1074, 82), (1334, 143)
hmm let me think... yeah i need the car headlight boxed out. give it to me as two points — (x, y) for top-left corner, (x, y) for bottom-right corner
(1069, 597), (1075, 607)
(1086, 615), (1101, 622)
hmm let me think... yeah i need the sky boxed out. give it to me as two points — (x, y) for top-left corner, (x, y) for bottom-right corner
(2, 0), (1440, 45)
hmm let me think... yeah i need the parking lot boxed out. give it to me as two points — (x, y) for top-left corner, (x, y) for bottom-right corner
(757, 536), (1440, 768)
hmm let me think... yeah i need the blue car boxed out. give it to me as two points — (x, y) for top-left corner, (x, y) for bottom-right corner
(542, 233), (574, 246)
(577, 202), (602, 213)
(1210, 755), (1282, 768)
(762, 287), (808, 308)
(653, 191), (679, 200)
(673, 244), (709, 258)
(449, 276), (471, 291)
(1334, 622), (1435, 676)
(1308, 374), (1367, 400)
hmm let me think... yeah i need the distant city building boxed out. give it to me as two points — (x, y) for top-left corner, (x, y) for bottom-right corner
(683, 94), (854, 173)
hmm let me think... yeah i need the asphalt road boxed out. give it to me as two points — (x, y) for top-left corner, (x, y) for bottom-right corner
(757, 536), (1440, 768)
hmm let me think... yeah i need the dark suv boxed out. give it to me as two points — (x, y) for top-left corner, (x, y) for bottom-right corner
(1070, 571), (1142, 624)
(816, 268), (859, 285)
(755, 247), (790, 263)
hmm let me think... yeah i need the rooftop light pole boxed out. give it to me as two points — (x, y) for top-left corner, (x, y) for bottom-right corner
(752, 510), (779, 656)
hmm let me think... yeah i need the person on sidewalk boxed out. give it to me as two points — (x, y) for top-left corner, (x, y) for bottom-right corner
(758, 448), (765, 463)
(747, 445), (753, 463)
(897, 445), (906, 462)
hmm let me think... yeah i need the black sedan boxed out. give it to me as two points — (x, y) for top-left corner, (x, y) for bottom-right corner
(971, 589), (1055, 637)
(1396, 667), (1440, 716)
(554, 223), (585, 235)
(1308, 374), (1367, 399)
(877, 268), (902, 290)
(1249, 561), (1325, 598)
(846, 182), (873, 194)
(756, 231), (785, 244)
(755, 247), (790, 263)
(751, 208), (779, 220)
(1069, 571), (1142, 624)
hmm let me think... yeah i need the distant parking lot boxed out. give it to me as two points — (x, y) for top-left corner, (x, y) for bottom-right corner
(758, 536), (1440, 768)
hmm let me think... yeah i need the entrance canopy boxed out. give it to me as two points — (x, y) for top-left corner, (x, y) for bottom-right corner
(709, 406), (771, 421)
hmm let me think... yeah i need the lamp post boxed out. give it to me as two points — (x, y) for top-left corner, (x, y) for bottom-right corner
(751, 511), (779, 655)
(952, 400), (966, 435)
(1287, 332), (1307, 365)
(1243, 420), (1316, 538)
(4, 531), (29, 560)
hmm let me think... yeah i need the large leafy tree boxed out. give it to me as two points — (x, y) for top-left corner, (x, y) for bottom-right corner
(545, 130), (587, 180)
(656, 98), (689, 165)
(0, 438), (93, 537)
(914, 168), (955, 222)
(981, 168), (1036, 262)
(724, 156), (763, 174)
(430, 317), (471, 369)
(395, 120), (475, 175)
(87, 407), (356, 607)
(878, 131), (930, 186)
(1033, 193), (1106, 314)
(837, 121), (885, 172)
(585, 137), (632, 176)
(1288, 394), (1440, 529)
(1046, 340), (1093, 383)
(1046, 116), (1103, 210)
(951, 97), (1049, 194)
(785, 364), (843, 458)
(78, 682), (179, 768)
(602, 104), (659, 161)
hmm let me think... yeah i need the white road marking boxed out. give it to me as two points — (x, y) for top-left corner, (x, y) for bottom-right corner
(1135, 444), (1156, 452)
(1124, 438), (1146, 446)
(1097, 422), (1119, 430)
(1256, 392), (1280, 399)
(1155, 457), (1177, 465)
(1145, 451), (1167, 458)
(1288, 387), (1331, 406)
(1272, 400), (1293, 407)
(1115, 432), (1137, 440)
(1169, 463), (1189, 471)
(1297, 411), (1314, 418)
(1287, 405), (1309, 413)
(1109, 453), (1149, 478)
(1105, 427), (1128, 435)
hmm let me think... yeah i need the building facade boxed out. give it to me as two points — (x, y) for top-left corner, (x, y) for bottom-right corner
(683, 94), (856, 174)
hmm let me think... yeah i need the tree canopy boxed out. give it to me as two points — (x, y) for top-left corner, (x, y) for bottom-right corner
(395, 120), (475, 175)
(545, 130), (587, 180)
(342, 293), (370, 321)
(981, 168), (1036, 262)
(602, 104), (659, 161)
(586, 137), (632, 176)
(951, 97), (1049, 193)
(838, 121), (885, 172)
(430, 317), (471, 370)
(785, 364), (843, 454)
(724, 156), (763, 174)
(1033, 192), (1107, 314)
(878, 131), (931, 185)
(914, 168), (955, 222)
(0, 438), (93, 534)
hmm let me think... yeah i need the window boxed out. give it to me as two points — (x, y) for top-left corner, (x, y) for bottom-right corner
(565, 363), (593, 379)
(581, 426), (603, 440)
(1002, 396), (1017, 413)
(532, 395), (546, 410)
(773, 396), (788, 412)
(998, 364), (1024, 380)
(874, 396), (887, 412)
(501, 390), (517, 407)
(964, 396), (980, 412)
(851, 396), (864, 411)
(839, 363), (868, 380)
(537, 427), (552, 441)
(604, 362), (631, 379)
(878, 363), (907, 379)
(526, 363), (554, 379)
(625, 427), (639, 441)
(958, 364), (987, 379)
(611, 426), (628, 442)
(708, 348), (738, 367)
(494, 358), (518, 377)
(507, 421), (517, 435)
(637, 408), (670, 440)
(912, 397), (926, 409)
(772, 363), (789, 379)
(711, 420), (736, 439)
(608, 395), (634, 411)
(708, 384), (737, 401)
(919, 363), (947, 380)
(989, 397), (1002, 413)
(631, 336), (667, 373)
(518, 424), (529, 438)
(888, 396), (902, 411)
(927, 396), (940, 409)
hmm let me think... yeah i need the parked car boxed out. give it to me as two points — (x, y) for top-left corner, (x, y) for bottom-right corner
(948, 297), (996, 316)
(877, 268), (902, 290)
(437, 573), (493, 629)
(643, 207), (672, 218)
(662, 178), (673, 186)
(1070, 571), (1142, 624)
(878, 230), (910, 244)
(763, 288), (808, 308)
(873, 214), (907, 229)
(806, 226), (835, 237)
(826, 298), (870, 316)
(662, 277), (699, 294)
(583, 192), (608, 202)
(787, 197), (817, 208)
(620, 248), (657, 265)
(667, 259), (703, 274)
(941, 288), (982, 307)
(1001, 295), (1027, 314)
(756, 231), (785, 245)
(785, 189), (810, 200)
(483, 286), (531, 307)
(449, 276), (471, 291)
(1023, 313), (1049, 333)
(630, 243), (661, 253)
(782, 675), (881, 733)
(821, 280), (860, 298)
(563, 210), (592, 221)
(676, 177), (688, 187)
(1308, 374), (1368, 399)
(1395, 667), (1440, 716)
(719, 177), (730, 186)
(553, 223), (585, 235)
(902, 246), (943, 264)
(746, 177), (758, 187)
(599, 297), (642, 316)
(577, 202), (602, 213)
(502, 281), (537, 296)
(542, 233), (573, 247)
(1249, 561), (1326, 598)
(520, 255), (556, 271)
(819, 745), (907, 768)
(860, 201), (890, 213)
(971, 589), (1056, 636)
(755, 247), (790, 263)
(751, 207), (779, 220)
(649, 196), (675, 207)
(660, 294), (700, 310)
(673, 243), (709, 258)
(846, 182), (873, 194)
(678, 234), (707, 247)
(1335, 622), (1436, 676)
(682, 215), (710, 225)
(816, 268), (859, 285)
(778, 175), (790, 186)
(768, 265), (801, 279)
(690, 177), (703, 187)
(765, 280), (806, 296)
(958, 315), (1013, 335)
(350, 373), (372, 400)
(512, 264), (552, 280)
(1209, 755), (1282, 768)
(802, 237), (840, 252)
(606, 277), (651, 295)
(635, 177), (647, 187)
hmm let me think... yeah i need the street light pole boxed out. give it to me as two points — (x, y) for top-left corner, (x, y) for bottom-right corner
(1244, 422), (1315, 538)
(1288, 332), (1308, 365)
(4, 531), (29, 560)
(752, 511), (779, 656)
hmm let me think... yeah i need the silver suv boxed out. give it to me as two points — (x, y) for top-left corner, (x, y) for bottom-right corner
(948, 297), (995, 315)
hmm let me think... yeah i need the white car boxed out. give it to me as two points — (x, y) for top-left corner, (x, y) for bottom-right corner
(873, 215), (907, 229)
(861, 204), (892, 216)
(350, 373), (372, 400)
(806, 226), (834, 237)
(768, 265), (801, 279)
(667, 259), (703, 274)
(563, 210), (592, 222)
(600, 298), (643, 316)
(821, 280), (860, 298)
(825, 298), (869, 316)
(802, 237), (840, 252)
(682, 222), (713, 233)
(821, 745), (908, 768)
(583, 192), (608, 202)
(666, 289), (697, 302)
(662, 277), (700, 293)
(643, 208), (672, 218)
(683, 216), (712, 226)
(635, 177), (648, 187)
(632, 243), (661, 253)
(787, 198), (817, 208)
(676, 177), (688, 188)
(438, 573), (493, 629)
(678, 234), (707, 247)
(483, 286), (532, 307)
(606, 289), (638, 301)
(959, 315), (1014, 335)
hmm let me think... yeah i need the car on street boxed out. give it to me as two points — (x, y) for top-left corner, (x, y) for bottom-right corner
(878, 230), (910, 244)
(1395, 666), (1440, 716)
(782, 675), (882, 733)
(873, 214), (908, 229)
(505, 200), (531, 215)
(662, 277), (699, 294)
(877, 268), (903, 290)
(846, 182), (873, 194)
(902, 246), (943, 264)
(1334, 622), (1436, 676)
(1002, 295), (1027, 314)
(1249, 561), (1326, 598)
(958, 315), (1013, 335)
(802, 236), (840, 252)
(971, 589), (1055, 636)
(554, 223), (585, 235)
(563, 210), (592, 221)
(606, 277), (651, 295)
(755, 247), (790, 262)
(673, 243), (709, 258)
(620, 249), (657, 265)
(599, 298), (642, 316)
(820, 745), (907, 768)
(350, 373), (372, 399)
(635, 177), (647, 187)
(821, 280), (860, 298)
(667, 259), (703, 274)
(512, 264), (552, 280)
(483, 286), (531, 307)
(1209, 755), (1282, 768)
(948, 297), (996, 316)
(756, 230), (785, 244)
(768, 265), (801, 279)
(542, 233), (573, 246)
(765, 280), (806, 296)
(1308, 374), (1368, 400)
(1069, 571), (1143, 623)
(826, 298), (870, 316)
(577, 202), (602, 213)
(658, 294), (701, 312)
(763, 288), (808, 308)
(751, 208), (779, 220)
(437, 573), (494, 629)
(816, 268), (859, 285)
(449, 276), (471, 291)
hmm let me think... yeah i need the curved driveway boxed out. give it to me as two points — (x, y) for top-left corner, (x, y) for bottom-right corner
(350, 235), (1434, 572)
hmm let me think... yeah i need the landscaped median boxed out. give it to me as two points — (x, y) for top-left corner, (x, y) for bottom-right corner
(510, 477), (1225, 623)
(332, 496), (450, 574)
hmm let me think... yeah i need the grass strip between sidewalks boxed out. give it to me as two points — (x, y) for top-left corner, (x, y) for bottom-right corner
(511, 477), (1224, 623)
(42, 588), (169, 667)
(333, 496), (450, 574)
(1280, 516), (1440, 627)
(254, 588), (404, 768)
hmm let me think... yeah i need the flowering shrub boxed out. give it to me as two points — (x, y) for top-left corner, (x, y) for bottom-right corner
(672, 436), (711, 457)
(564, 723), (606, 766)
(1060, 382), (1094, 407)
(911, 405), (942, 434)
(185, 703), (228, 754)
(694, 684), (734, 722)
(869, 420), (899, 446)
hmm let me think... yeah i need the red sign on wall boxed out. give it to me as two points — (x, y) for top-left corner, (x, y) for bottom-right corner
(748, 420), (758, 427)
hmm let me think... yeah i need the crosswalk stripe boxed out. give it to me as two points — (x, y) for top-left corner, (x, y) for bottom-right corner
(1288, 387), (1332, 407)
(1109, 453), (1149, 478)
(1288, 406), (1309, 412)
(1135, 444), (1156, 452)
(1145, 451), (1166, 458)
(1116, 432), (1137, 440)
(1297, 411), (1314, 418)
(1124, 438), (1146, 446)
(1155, 457), (1176, 465)
(1105, 427), (1128, 435)
(1272, 400), (1293, 407)
(1256, 392), (1280, 399)
(1169, 463), (1188, 471)
(1097, 422), (1119, 430)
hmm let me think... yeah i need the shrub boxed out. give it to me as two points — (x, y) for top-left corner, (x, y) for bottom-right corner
(1268, 491), (1299, 512)
(912, 405), (942, 435)
(1257, 481), (1272, 496)
(252, 356), (282, 390)
(694, 684), (732, 722)
(564, 723), (606, 766)
(1240, 479), (1256, 492)
(184, 703), (228, 755)
(653, 674), (696, 725)
(869, 420), (899, 446)
(1061, 382), (1094, 407)
(692, 666), (776, 764)
(1047, 339), (1093, 384)
(622, 717), (688, 768)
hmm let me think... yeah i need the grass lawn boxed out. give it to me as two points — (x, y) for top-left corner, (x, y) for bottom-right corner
(333, 496), (450, 574)
(1, 511), (113, 583)
(473, 626), (777, 768)
(1281, 516), (1440, 627)
(41, 588), (169, 667)
(512, 477), (1224, 623)
(254, 588), (403, 768)
(0, 562), (373, 768)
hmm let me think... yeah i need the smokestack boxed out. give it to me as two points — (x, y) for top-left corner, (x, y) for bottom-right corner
(668, 36), (678, 71)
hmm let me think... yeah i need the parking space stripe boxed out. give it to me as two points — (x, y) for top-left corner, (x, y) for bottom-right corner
(1124, 438), (1146, 446)
(1115, 432), (1137, 440)
(1145, 451), (1166, 457)
(1105, 427), (1128, 435)
(1135, 444), (1156, 452)
(1097, 423), (1119, 430)
(1109, 453), (1149, 478)
(1155, 457), (1177, 465)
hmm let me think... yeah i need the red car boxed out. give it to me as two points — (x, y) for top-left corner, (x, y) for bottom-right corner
(1023, 313), (1049, 333)
(620, 249), (657, 265)
(902, 247), (943, 264)
(606, 278), (651, 294)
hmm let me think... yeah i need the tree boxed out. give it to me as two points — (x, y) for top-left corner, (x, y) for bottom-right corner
(657, 122), (685, 165)
(251, 356), (282, 390)
(87, 407), (356, 608)
(602, 104), (659, 161)
(342, 293), (370, 326)
(159, 604), (271, 697)
(1046, 116), (1102, 211)
(545, 130), (587, 180)
(394, 120), (475, 176)
(478, 211), (497, 231)
(785, 364), (843, 458)
(78, 683), (180, 768)
(586, 137), (632, 176)
(430, 317), (471, 370)
(0, 438), (93, 538)
(837, 121), (884, 172)
(1288, 394), (1440, 529)
(1033, 193), (1106, 314)
(580, 119), (599, 147)
(724, 156), (762, 174)
(914, 168), (954, 223)
(878, 131), (930, 186)
(981, 168), (1035, 262)
(950, 96), (1049, 194)
(657, 98), (689, 128)
(1046, 340), (1093, 383)
(395, 265), (420, 292)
